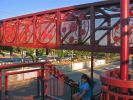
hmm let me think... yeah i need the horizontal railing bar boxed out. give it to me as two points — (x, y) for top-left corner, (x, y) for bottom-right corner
(103, 90), (133, 99)
(47, 95), (64, 100)
(5, 68), (40, 76)
(100, 68), (133, 89)
(0, 62), (49, 70)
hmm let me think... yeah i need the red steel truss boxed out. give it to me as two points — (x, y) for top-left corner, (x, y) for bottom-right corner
(0, 0), (133, 100)
(0, 0), (133, 53)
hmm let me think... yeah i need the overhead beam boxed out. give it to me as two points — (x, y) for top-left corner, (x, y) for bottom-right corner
(57, 45), (133, 54)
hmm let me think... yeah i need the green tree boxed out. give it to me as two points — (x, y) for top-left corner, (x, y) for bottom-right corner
(0, 46), (13, 56)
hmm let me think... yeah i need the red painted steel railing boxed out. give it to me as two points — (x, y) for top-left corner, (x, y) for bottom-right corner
(0, 62), (78, 100)
(100, 68), (133, 100)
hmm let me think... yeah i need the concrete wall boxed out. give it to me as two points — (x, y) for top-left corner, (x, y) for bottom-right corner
(55, 59), (106, 71)
(71, 59), (106, 70)
(7, 59), (106, 81)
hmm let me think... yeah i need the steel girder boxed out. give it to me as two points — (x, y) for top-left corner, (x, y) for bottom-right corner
(0, 0), (133, 53)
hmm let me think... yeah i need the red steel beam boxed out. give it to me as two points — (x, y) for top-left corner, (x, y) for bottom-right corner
(5, 69), (40, 76)
(0, 1), (133, 50)
(120, 0), (130, 93)
(58, 45), (133, 54)
(0, 62), (47, 70)
(1, 0), (133, 53)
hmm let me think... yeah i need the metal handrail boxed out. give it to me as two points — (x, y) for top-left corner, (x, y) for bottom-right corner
(47, 95), (64, 100)
(0, 62), (79, 100)
(100, 68), (133, 100)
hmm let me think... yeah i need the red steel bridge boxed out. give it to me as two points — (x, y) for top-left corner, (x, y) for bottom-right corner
(0, 0), (133, 100)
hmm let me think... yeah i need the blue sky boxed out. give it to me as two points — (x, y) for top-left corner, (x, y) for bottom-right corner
(0, 0), (102, 20)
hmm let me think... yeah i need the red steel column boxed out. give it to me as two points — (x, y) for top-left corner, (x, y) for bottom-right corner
(120, 0), (129, 92)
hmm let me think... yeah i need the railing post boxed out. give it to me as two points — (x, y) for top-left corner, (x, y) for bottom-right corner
(45, 69), (49, 97)
(100, 92), (103, 100)
(115, 96), (118, 100)
(131, 57), (133, 70)
(37, 70), (41, 97)
(41, 64), (45, 100)
(0, 70), (2, 100)
(70, 85), (75, 100)
(103, 85), (109, 100)
(5, 76), (8, 100)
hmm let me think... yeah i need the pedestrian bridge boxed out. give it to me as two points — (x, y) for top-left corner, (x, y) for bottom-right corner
(0, 0), (133, 100)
